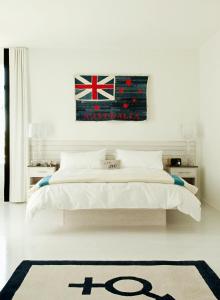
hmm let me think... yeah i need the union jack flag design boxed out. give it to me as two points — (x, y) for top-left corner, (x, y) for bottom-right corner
(75, 75), (115, 101)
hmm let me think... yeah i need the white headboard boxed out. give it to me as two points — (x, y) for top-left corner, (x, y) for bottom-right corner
(30, 139), (197, 167)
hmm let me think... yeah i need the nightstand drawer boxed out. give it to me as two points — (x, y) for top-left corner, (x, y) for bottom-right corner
(28, 167), (56, 177)
(167, 166), (198, 188)
(171, 168), (197, 178)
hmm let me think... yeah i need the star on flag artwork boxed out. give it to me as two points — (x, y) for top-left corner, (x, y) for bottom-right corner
(75, 75), (148, 121)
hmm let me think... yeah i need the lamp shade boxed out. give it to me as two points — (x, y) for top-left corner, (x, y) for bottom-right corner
(181, 123), (197, 140)
(29, 123), (51, 139)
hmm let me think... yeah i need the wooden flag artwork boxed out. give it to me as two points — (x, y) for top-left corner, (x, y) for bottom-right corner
(75, 75), (148, 121)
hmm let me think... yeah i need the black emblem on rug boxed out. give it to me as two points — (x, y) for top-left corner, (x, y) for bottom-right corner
(69, 276), (175, 299)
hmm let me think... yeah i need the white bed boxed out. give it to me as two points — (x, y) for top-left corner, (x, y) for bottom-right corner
(26, 167), (201, 223)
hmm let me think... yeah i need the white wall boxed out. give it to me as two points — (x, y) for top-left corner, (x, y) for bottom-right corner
(200, 31), (220, 210)
(29, 48), (199, 141)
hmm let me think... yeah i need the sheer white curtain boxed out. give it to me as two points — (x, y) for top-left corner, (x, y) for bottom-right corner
(9, 48), (29, 202)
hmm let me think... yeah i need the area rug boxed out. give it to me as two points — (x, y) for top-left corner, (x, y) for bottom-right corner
(0, 261), (220, 300)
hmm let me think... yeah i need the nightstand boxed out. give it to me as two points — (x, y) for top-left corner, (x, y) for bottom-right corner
(27, 166), (56, 190)
(167, 166), (198, 186)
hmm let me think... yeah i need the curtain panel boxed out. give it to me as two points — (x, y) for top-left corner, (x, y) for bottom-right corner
(9, 48), (29, 202)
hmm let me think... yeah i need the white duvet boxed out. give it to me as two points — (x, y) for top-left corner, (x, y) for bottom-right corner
(26, 168), (201, 221)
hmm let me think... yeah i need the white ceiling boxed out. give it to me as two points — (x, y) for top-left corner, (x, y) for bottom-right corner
(0, 0), (220, 49)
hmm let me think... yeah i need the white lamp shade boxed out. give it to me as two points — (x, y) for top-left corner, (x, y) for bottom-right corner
(29, 123), (52, 139)
(181, 123), (197, 140)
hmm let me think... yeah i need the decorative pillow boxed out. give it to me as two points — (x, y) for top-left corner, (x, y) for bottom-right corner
(102, 160), (121, 169)
(115, 149), (163, 169)
(60, 149), (106, 170)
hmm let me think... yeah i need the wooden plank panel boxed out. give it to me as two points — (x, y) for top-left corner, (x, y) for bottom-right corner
(29, 139), (197, 166)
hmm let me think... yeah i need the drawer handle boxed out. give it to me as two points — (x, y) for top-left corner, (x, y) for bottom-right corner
(176, 172), (191, 175)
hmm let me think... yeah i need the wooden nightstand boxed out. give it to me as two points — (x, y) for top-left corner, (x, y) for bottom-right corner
(167, 166), (198, 186)
(27, 166), (56, 190)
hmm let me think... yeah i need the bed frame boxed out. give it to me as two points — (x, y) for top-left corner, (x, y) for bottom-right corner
(63, 209), (166, 227)
(29, 139), (196, 227)
(29, 209), (167, 229)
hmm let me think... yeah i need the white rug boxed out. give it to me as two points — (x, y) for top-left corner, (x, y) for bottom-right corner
(0, 261), (219, 300)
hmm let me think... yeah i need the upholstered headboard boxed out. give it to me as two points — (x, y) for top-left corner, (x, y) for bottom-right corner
(30, 140), (197, 167)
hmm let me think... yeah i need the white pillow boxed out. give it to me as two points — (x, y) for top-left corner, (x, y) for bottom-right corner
(60, 149), (106, 170)
(115, 149), (163, 169)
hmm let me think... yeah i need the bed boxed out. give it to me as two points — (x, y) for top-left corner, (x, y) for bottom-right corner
(26, 148), (201, 225)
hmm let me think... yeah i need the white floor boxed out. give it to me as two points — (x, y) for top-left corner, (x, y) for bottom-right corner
(0, 203), (220, 290)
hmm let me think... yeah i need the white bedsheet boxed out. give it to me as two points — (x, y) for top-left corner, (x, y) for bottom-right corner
(26, 168), (201, 221)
